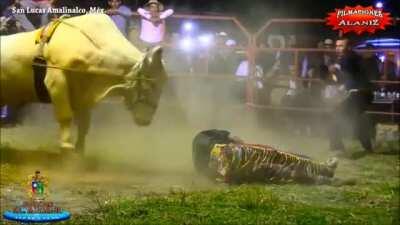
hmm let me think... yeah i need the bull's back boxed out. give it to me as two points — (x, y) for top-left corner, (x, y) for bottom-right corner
(0, 32), (39, 106)
(45, 14), (144, 76)
(1, 14), (146, 106)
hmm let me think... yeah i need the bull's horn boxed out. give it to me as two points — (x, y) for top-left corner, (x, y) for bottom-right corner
(95, 84), (128, 102)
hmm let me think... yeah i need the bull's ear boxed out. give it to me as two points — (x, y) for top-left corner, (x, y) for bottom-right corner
(143, 46), (163, 68)
(150, 46), (163, 66)
(148, 46), (166, 79)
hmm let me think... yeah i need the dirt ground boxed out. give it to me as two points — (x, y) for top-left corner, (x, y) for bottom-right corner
(0, 79), (397, 216)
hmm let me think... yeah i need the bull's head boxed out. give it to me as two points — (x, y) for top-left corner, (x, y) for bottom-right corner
(101, 46), (167, 126)
(125, 46), (167, 126)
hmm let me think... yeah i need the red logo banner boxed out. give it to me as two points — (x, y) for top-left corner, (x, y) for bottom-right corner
(326, 5), (392, 35)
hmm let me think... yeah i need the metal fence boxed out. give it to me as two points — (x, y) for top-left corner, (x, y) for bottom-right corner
(130, 14), (400, 123)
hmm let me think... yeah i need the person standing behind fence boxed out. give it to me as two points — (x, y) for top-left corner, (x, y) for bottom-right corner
(137, 0), (173, 50)
(19, 0), (51, 27)
(106, 0), (133, 37)
(328, 38), (375, 153)
(2, 0), (36, 32)
(361, 44), (380, 82)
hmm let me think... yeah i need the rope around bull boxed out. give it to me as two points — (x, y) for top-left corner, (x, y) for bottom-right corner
(31, 15), (151, 80)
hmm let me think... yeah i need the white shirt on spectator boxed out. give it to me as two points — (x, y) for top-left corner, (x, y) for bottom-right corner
(235, 60), (264, 88)
(235, 60), (263, 77)
(137, 8), (174, 44)
(235, 60), (249, 77)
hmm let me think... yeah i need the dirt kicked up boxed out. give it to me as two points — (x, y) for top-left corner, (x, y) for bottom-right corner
(1, 83), (399, 224)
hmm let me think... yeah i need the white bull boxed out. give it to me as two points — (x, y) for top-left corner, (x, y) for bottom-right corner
(0, 14), (167, 153)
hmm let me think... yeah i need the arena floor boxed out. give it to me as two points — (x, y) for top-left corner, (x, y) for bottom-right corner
(1, 81), (398, 222)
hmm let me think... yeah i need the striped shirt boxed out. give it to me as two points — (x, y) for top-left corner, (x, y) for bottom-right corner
(209, 143), (335, 184)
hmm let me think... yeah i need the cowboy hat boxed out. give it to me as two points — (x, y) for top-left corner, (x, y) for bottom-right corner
(145, 0), (164, 11)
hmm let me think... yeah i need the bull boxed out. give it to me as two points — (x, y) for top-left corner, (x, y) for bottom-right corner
(0, 14), (167, 153)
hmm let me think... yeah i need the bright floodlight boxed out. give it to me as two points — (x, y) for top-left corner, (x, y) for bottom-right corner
(198, 34), (213, 47)
(180, 37), (194, 51)
(183, 22), (194, 32)
(379, 55), (385, 62)
(375, 2), (383, 8)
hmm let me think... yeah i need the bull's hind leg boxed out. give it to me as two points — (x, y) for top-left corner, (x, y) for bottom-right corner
(44, 68), (74, 151)
(75, 108), (91, 153)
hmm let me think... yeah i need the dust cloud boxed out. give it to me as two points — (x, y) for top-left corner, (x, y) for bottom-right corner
(0, 73), (335, 191)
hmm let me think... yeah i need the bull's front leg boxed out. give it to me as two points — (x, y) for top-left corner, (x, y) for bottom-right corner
(75, 108), (91, 154)
(44, 69), (74, 151)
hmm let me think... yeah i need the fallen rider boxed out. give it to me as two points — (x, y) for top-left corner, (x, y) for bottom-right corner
(193, 129), (339, 184)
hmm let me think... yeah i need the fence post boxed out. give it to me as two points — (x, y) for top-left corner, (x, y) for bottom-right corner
(246, 36), (256, 105)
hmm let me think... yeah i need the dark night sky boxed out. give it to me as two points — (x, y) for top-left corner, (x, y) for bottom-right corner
(95, 0), (399, 30)
(127, 0), (399, 34)
(2, 0), (399, 23)
(134, 0), (400, 19)
(1, 0), (398, 34)
(58, 1), (400, 18)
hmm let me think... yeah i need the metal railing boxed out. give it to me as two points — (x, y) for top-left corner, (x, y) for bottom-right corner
(247, 17), (399, 123)
(131, 13), (399, 121)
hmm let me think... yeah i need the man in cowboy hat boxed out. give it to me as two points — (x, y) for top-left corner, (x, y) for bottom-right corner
(137, 0), (173, 49)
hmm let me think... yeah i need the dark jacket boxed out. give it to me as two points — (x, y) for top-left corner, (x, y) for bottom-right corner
(362, 55), (380, 82)
(338, 51), (371, 90)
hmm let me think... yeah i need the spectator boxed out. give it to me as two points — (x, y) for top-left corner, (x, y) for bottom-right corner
(234, 54), (263, 103)
(106, 0), (133, 37)
(234, 57), (263, 78)
(307, 39), (336, 104)
(328, 38), (375, 152)
(361, 44), (380, 82)
(332, 39), (372, 90)
(19, 0), (51, 27)
(264, 35), (285, 77)
(0, 0), (11, 12)
(383, 52), (399, 81)
(318, 39), (335, 80)
(280, 65), (314, 136)
(279, 35), (295, 75)
(2, 0), (35, 32)
(137, 0), (173, 49)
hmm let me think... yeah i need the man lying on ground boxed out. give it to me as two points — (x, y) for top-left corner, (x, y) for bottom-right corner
(193, 129), (338, 184)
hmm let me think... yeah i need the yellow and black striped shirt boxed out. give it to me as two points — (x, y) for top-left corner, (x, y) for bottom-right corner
(209, 143), (335, 183)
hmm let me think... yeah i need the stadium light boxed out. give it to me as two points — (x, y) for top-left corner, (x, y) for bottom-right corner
(183, 21), (194, 32)
(375, 1), (383, 9)
(180, 37), (194, 52)
(373, 42), (400, 47)
(379, 55), (385, 63)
